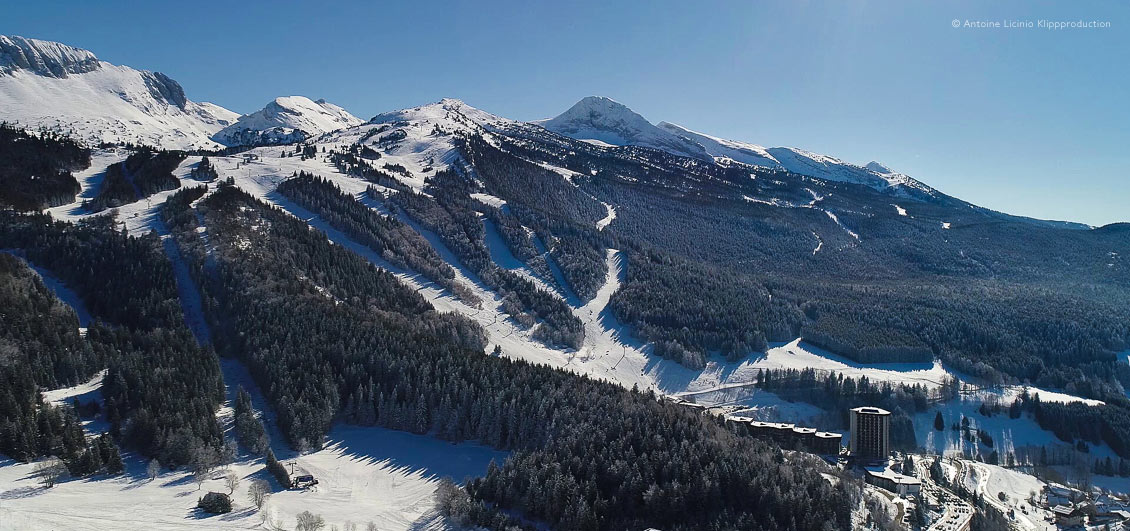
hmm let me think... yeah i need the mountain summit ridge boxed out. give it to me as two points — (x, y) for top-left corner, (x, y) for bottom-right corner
(539, 96), (930, 193)
(0, 35), (100, 78)
(212, 96), (362, 146)
(0, 34), (238, 149)
(535, 96), (712, 161)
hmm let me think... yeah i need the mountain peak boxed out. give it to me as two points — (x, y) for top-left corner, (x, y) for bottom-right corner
(0, 35), (100, 78)
(864, 161), (893, 174)
(213, 95), (361, 146)
(537, 96), (711, 160)
(0, 35), (235, 148)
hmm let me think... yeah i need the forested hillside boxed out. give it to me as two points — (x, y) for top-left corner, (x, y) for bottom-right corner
(459, 126), (1130, 400)
(158, 183), (851, 530)
(0, 123), (87, 210)
(88, 148), (184, 211)
(276, 173), (478, 304)
(0, 212), (223, 467)
(390, 171), (584, 348)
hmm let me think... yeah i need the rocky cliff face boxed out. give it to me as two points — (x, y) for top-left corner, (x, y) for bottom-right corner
(0, 35), (101, 78)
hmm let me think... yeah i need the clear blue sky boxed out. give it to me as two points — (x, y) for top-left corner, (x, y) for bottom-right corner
(4, 1), (1127, 225)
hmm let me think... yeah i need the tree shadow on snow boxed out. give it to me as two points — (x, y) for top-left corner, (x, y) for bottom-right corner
(323, 425), (509, 486)
(0, 485), (48, 500)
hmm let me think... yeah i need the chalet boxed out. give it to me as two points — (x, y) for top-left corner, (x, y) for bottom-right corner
(292, 474), (318, 489)
(1051, 504), (1084, 527)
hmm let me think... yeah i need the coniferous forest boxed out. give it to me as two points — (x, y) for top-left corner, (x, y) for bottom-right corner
(389, 171), (585, 348)
(0, 123), (87, 210)
(276, 172), (479, 305)
(0, 212), (224, 467)
(462, 129), (1130, 403)
(88, 148), (185, 211)
(0, 93), (1127, 530)
(154, 183), (849, 530)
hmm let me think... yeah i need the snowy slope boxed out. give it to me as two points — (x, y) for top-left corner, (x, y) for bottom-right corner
(657, 121), (781, 168)
(212, 96), (362, 146)
(533, 97), (933, 193)
(535, 96), (711, 161)
(658, 121), (933, 192)
(0, 35), (238, 149)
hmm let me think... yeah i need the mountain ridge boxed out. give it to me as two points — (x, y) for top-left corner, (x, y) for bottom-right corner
(0, 34), (237, 149)
(213, 96), (363, 146)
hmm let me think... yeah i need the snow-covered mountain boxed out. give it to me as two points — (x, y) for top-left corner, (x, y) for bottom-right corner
(656, 121), (782, 169)
(0, 35), (238, 150)
(537, 97), (932, 194)
(535, 96), (711, 161)
(212, 96), (362, 146)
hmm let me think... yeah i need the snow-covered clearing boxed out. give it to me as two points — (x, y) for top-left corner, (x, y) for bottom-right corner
(148, 166), (214, 346)
(704, 389), (826, 424)
(41, 371), (105, 408)
(480, 216), (563, 298)
(893, 204), (907, 216)
(680, 339), (950, 396)
(970, 385), (1105, 407)
(917, 399), (1120, 463)
(469, 192), (506, 209)
(1118, 349), (1130, 366)
(43, 149), (126, 220)
(959, 460), (1051, 530)
(595, 201), (616, 230)
(35, 370), (112, 437)
(811, 232), (823, 255)
(0, 425), (505, 531)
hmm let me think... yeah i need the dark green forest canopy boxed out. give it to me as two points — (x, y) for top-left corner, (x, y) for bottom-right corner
(88, 148), (185, 211)
(0, 123), (88, 210)
(461, 130), (1130, 399)
(160, 184), (851, 530)
(0, 212), (223, 466)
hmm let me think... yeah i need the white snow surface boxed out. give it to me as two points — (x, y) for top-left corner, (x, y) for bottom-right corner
(535, 96), (711, 161)
(0, 425), (505, 531)
(212, 96), (362, 145)
(535, 96), (935, 193)
(658, 121), (781, 168)
(0, 36), (237, 149)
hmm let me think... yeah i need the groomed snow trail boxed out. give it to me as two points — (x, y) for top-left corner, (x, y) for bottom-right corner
(1, 251), (92, 331)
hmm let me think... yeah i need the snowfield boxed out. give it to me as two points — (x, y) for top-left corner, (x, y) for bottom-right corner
(0, 425), (506, 531)
(0, 38), (237, 149)
(213, 96), (362, 146)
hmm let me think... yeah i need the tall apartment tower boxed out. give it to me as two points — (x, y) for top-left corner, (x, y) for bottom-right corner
(849, 406), (890, 461)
